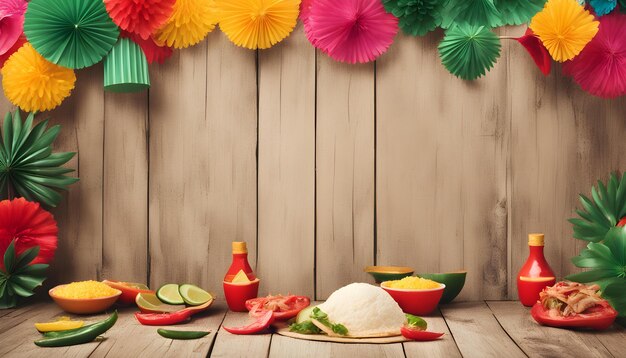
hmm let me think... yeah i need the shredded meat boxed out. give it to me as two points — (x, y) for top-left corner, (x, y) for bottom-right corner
(539, 281), (602, 317)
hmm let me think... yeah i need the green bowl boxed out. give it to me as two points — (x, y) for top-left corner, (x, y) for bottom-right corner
(364, 266), (414, 283)
(417, 271), (467, 304)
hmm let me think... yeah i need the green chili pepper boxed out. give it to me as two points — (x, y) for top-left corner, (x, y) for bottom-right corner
(34, 311), (118, 347)
(157, 328), (210, 340)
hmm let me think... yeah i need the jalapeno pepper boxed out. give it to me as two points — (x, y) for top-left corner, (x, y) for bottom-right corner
(34, 311), (118, 347)
(157, 329), (210, 340)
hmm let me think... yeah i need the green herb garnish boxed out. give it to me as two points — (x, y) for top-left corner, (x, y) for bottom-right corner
(311, 307), (348, 336)
(289, 320), (322, 334)
(405, 314), (427, 330)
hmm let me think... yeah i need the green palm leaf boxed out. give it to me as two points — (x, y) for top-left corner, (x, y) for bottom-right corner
(0, 111), (77, 207)
(0, 241), (49, 309)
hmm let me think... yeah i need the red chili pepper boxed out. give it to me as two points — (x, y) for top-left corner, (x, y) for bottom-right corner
(400, 326), (444, 341)
(223, 310), (274, 335)
(135, 300), (214, 326)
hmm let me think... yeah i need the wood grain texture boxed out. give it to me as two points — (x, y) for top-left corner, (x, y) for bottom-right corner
(269, 335), (405, 358)
(257, 26), (316, 296)
(440, 302), (525, 358)
(506, 24), (626, 297)
(488, 301), (613, 358)
(211, 310), (271, 358)
(46, 66), (105, 285)
(315, 54), (375, 300)
(376, 33), (508, 300)
(403, 309), (462, 358)
(102, 91), (148, 283)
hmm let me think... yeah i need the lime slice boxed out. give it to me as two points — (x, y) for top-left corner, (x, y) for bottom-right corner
(136, 293), (184, 313)
(179, 284), (213, 306)
(296, 305), (316, 323)
(157, 284), (185, 305)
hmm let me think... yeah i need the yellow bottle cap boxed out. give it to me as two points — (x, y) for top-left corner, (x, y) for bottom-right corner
(528, 233), (544, 246)
(232, 242), (248, 254)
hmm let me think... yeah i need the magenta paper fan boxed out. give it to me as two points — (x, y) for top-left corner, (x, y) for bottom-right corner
(300, 0), (313, 23)
(562, 11), (626, 98)
(304, 0), (399, 64)
(0, 0), (27, 55)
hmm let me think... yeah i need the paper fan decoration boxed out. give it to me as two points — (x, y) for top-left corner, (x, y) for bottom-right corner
(104, 0), (175, 40)
(0, 198), (58, 270)
(154, 0), (219, 49)
(122, 32), (173, 64)
(1, 43), (76, 112)
(104, 38), (150, 93)
(382, 0), (443, 36)
(24, 0), (120, 69)
(0, 0), (27, 55)
(562, 12), (626, 98)
(217, 0), (300, 50)
(305, 0), (399, 64)
(516, 29), (552, 75)
(300, 0), (313, 22)
(590, 0), (617, 16)
(438, 24), (501, 80)
(530, 0), (599, 62)
(0, 35), (26, 69)
(494, 0), (547, 25)
(442, 0), (502, 28)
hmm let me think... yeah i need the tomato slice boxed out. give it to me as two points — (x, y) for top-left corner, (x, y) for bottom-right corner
(103, 280), (154, 305)
(223, 310), (275, 335)
(531, 300), (617, 330)
(245, 295), (311, 321)
(400, 326), (444, 341)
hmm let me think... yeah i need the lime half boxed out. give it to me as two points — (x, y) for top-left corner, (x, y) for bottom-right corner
(179, 284), (212, 306)
(157, 284), (185, 305)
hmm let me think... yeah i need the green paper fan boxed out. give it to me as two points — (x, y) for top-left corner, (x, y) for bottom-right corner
(495, 0), (546, 26)
(441, 0), (503, 29)
(104, 38), (150, 93)
(438, 23), (501, 80)
(382, 0), (443, 37)
(24, 0), (120, 69)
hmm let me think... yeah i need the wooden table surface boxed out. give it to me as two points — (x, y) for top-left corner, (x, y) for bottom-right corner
(1, 300), (624, 358)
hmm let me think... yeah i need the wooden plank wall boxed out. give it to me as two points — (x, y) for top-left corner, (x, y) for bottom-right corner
(1, 27), (625, 301)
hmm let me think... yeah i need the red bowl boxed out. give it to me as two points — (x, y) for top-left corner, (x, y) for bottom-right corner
(381, 282), (445, 316)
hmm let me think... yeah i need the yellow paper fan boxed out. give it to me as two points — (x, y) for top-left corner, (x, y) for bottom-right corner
(217, 0), (301, 50)
(529, 0), (599, 62)
(1, 43), (76, 112)
(154, 0), (219, 49)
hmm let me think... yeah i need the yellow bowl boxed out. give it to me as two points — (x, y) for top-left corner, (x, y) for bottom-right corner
(49, 285), (121, 314)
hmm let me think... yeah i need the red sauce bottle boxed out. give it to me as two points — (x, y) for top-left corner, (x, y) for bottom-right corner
(517, 233), (556, 306)
(223, 242), (260, 311)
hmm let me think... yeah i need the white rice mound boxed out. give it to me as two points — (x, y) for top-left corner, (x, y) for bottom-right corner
(318, 283), (406, 337)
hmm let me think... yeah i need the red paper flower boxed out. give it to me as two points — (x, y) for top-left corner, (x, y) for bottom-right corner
(121, 31), (173, 64)
(0, 34), (25, 69)
(304, 0), (399, 64)
(562, 11), (626, 98)
(0, 0), (27, 55)
(104, 0), (175, 40)
(516, 29), (552, 76)
(0, 198), (58, 270)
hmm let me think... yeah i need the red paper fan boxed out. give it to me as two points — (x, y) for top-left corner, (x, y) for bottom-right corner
(122, 31), (173, 64)
(104, 0), (175, 40)
(0, 198), (58, 270)
(0, 34), (25, 69)
(562, 11), (626, 98)
(0, 0), (27, 55)
(300, 0), (313, 23)
(304, 0), (399, 64)
(516, 28), (552, 76)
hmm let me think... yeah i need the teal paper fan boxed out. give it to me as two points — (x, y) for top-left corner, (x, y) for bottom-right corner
(24, 0), (120, 69)
(382, 0), (443, 36)
(441, 0), (502, 28)
(495, 0), (546, 25)
(438, 23), (501, 80)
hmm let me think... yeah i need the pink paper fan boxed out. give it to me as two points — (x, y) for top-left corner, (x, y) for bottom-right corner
(122, 31), (173, 64)
(562, 11), (626, 98)
(104, 0), (175, 40)
(300, 0), (313, 23)
(0, 34), (25, 68)
(0, 0), (27, 55)
(304, 0), (399, 64)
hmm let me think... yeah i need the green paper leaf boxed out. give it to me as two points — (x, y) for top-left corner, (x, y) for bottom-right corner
(24, 0), (120, 69)
(383, 0), (443, 36)
(442, 0), (503, 28)
(494, 0), (546, 26)
(0, 292), (18, 309)
(438, 24), (501, 80)
(14, 246), (39, 270)
(603, 280), (626, 317)
(3, 241), (16, 274)
(15, 263), (48, 276)
(11, 275), (46, 293)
